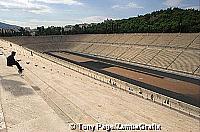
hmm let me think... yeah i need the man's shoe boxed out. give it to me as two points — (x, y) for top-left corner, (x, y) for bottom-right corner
(18, 70), (22, 74)
(18, 69), (24, 74)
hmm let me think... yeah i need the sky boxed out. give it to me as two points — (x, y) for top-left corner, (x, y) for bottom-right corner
(0, 0), (199, 29)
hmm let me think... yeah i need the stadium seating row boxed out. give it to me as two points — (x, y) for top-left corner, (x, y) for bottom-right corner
(1, 33), (199, 76)
(2, 33), (200, 49)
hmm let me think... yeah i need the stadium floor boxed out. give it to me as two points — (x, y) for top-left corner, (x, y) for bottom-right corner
(48, 51), (200, 107)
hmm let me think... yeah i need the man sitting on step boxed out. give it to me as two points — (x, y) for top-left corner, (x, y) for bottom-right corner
(7, 51), (24, 73)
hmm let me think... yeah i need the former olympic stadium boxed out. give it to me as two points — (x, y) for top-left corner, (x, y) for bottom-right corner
(0, 33), (199, 131)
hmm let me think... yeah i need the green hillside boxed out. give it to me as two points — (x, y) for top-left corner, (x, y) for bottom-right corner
(70, 8), (200, 34)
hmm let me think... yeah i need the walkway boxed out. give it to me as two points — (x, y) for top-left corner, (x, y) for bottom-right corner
(0, 50), (71, 132)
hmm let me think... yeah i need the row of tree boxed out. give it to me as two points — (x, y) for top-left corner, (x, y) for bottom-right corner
(78, 8), (200, 34)
(0, 28), (30, 37)
(44, 8), (200, 35)
(35, 26), (64, 36)
(1, 8), (199, 37)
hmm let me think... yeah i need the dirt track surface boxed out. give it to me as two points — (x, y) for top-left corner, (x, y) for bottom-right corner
(49, 51), (200, 106)
(104, 67), (200, 101)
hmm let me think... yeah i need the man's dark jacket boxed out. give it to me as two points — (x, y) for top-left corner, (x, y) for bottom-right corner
(7, 55), (16, 66)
